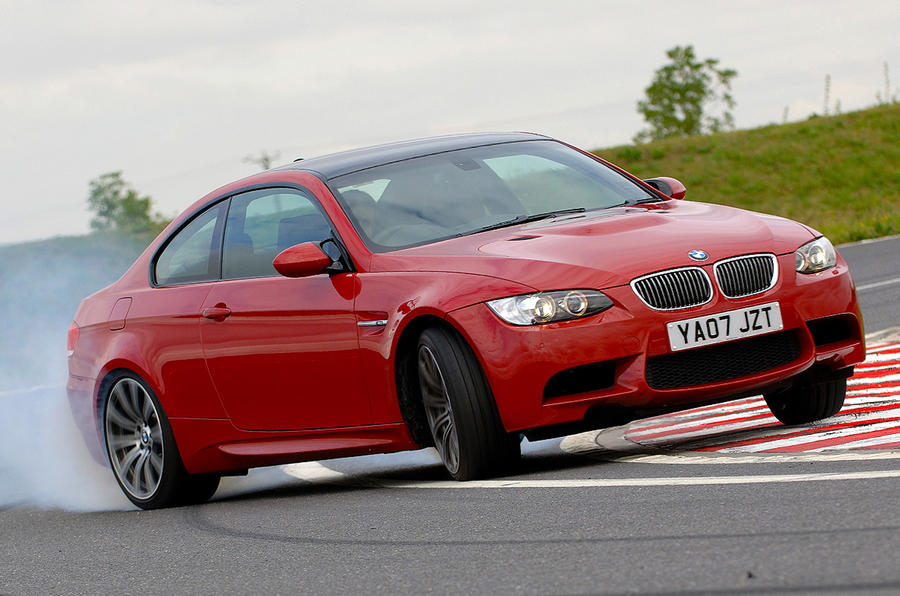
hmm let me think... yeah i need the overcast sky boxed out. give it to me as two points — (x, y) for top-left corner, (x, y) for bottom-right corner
(2, 0), (898, 244)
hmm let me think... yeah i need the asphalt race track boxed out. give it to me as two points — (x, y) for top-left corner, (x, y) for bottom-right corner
(2, 236), (899, 595)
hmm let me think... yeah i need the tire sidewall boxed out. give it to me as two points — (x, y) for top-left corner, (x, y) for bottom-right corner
(417, 327), (519, 480)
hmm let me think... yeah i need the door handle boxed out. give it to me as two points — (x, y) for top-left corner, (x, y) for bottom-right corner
(202, 306), (232, 321)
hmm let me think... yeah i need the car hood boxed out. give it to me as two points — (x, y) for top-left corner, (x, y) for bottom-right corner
(372, 201), (817, 291)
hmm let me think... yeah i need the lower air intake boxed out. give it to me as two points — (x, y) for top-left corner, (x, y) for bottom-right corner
(645, 331), (801, 390)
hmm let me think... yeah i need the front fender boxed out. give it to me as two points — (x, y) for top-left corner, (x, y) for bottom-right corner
(355, 271), (534, 423)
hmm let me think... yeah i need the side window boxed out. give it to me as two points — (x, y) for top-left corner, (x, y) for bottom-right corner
(155, 204), (222, 286)
(222, 189), (333, 280)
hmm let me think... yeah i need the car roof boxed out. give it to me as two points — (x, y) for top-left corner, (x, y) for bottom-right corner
(276, 132), (550, 180)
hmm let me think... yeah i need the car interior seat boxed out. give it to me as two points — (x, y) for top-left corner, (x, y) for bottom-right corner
(277, 212), (332, 253)
(222, 229), (259, 278)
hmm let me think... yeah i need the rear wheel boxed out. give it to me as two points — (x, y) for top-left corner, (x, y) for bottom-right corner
(103, 373), (220, 509)
(417, 327), (520, 480)
(764, 378), (846, 425)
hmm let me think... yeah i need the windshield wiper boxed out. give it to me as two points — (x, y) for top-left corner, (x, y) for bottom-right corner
(468, 207), (587, 234)
(628, 196), (664, 205)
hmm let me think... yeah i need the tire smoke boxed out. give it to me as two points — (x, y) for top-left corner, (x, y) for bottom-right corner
(0, 385), (130, 511)
(0, 235), (142, 511)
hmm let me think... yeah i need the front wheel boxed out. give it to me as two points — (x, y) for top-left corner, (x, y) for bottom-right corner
(764, 378), (847, 425)
(103, 372), (220, 509)
(417, 327), (520, 480)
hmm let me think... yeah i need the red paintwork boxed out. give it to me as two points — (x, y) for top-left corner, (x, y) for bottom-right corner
(654, 176), (687, 199)
(67, 143), (865, 475)
(273, 242), (333, 278)
(200, 274), (371, 431)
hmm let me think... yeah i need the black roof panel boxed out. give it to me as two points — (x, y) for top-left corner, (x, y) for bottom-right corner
(277, 132), (550, 179)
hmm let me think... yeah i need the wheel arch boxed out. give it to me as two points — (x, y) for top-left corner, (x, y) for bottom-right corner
(93, 360), (163, 435)
(392, 311), (498, 447)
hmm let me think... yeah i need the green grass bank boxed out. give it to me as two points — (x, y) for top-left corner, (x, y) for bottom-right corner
(592, 103), (900, 244)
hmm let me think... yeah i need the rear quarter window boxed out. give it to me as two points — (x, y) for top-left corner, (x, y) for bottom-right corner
(154, 204), (222, 286)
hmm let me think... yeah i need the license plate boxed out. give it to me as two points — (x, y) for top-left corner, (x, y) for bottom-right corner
(667, 302), (783, 352)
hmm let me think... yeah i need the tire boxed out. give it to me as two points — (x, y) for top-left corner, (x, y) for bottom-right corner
(417, 327), (521, 480)
(764, 378), (847, 425)
(102, 372), (220, 509)
(180, 473), (222, 506)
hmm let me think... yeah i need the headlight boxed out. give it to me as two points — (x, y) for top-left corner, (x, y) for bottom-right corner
(486, 290), (613, 325)
(795, 236), (837, 274)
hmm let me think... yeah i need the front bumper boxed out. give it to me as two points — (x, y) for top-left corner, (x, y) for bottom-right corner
(448, 253), (865, 434)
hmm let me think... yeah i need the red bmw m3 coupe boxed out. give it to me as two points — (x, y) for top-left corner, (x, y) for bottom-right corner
(67, 133), (865, 508)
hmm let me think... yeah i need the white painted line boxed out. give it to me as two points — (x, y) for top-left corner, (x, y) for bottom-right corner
(628, 396), (897, 438)
(847, 386), (900, 396)
(848, 373), (900, 386)
(634, 405), (900, 451)
(560, 427), (900, 462)
(628, 399), (900, 442)
(853, 364), (900, 373)
(812, 433), (900, 451)
(843, 395), (900, 406)
(633, 400), (766, 427)
(693, 414), (899, 451)
(856, 276), (900, 292)
(629, 417), (780, 445)
(627, 406), (772, 436)
(604, 451), (900, 464)
(382, 470), (900, 488)
(865, 328), (900, 343)
(864, 345), (900, 356)
(717, 419), (900, 453)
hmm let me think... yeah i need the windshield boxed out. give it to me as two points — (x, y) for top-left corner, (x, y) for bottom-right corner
(331, 139), (655, 252)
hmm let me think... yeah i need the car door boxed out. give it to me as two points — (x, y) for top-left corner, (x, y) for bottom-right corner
(142, 201), (227, 419)
(199, 187), (371, 431)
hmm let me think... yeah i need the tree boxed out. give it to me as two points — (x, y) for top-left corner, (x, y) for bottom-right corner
(243, 150), (281, 170)
(635, 45), (737, 143)
(87, 172), (167, 235)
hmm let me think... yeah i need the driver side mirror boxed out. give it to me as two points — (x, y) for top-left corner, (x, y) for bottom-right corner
(273, 242), (333, 278)
(643, 177), (687, 200)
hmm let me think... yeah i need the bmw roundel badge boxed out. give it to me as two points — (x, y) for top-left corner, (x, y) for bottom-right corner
(688, 249), (709, 261)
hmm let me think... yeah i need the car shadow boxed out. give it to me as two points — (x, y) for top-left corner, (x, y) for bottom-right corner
(209, 443), (622, 506)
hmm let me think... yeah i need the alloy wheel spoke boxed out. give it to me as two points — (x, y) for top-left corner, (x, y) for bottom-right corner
(132, 450), (149, 491)
(141, 392), (153, 420)
(127, 382), (143, 423)
(119, 445), (142, 477)
(107, 378), (164, 499)
(432, 408), (453, 435)
(422, 387), (446, 410)
(418, 345), (460, 472)
(116, 383), (139, 421)
(440, 425), (459, 469)
(418, 354), (442, 394)
(107, 406), (134, 430)
(140, 452), (155, 493)
(108, 434), (138, 451)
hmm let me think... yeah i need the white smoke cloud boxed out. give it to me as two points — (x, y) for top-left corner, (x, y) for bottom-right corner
(0, 385), (129, 510)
